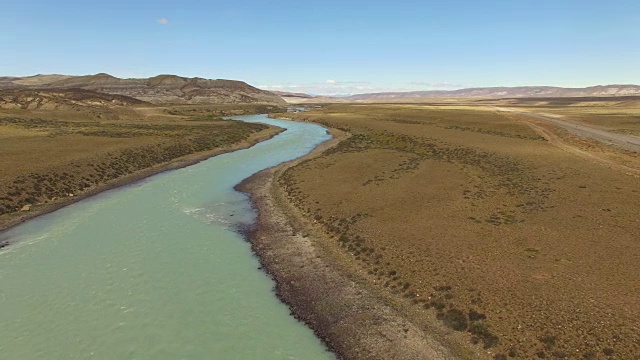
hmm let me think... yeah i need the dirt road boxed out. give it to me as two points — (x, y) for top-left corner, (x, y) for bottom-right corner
(495, 107), (640, 153)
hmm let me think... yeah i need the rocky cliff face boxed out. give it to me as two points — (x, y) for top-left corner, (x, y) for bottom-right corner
(0, 73), (286, 106)
(0, 88), (148, 110)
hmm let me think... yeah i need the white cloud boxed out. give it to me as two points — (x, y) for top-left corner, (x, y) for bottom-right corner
(157, 18), (170, 25)
(326, 79), (337, 84)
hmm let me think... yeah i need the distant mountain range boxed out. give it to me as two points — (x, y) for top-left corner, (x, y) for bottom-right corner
(349, 85), (640, 101)
(271, 85), (640, 103)
(3, 75), (638, 106)
(0, 73), (286, 106)
(271, 91), (315, 99)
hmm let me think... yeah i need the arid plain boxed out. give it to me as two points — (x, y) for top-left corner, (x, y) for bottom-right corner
(265, 101), (640, 359)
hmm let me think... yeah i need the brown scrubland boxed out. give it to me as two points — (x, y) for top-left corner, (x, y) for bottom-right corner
(3, 81), (640, 360)
(0, 93), (283, 234)
(267, 102), (640, 359)
(481, 96), (640, 136)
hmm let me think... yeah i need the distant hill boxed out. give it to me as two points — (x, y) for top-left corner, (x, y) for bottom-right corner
(0, 77), (19, 89)
(272, 91), (315, 99)
(0, 73), (286, 106)
(271, 91), (344, 104)
(0, 88), (149, 111)
(11, 74), (74, 86)
(270, 91), (351, 104)
(261, 85), (640, 104)
(346, 85), (640, 102)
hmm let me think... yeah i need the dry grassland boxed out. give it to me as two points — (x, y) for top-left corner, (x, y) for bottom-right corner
(275, 104), (640, 359)
(484, 97), (640, 136)
(0, 106), (280, 232)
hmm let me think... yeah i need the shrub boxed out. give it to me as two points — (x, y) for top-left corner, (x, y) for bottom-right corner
(441, 308), (468, 331)
(468, 309), (487, 322)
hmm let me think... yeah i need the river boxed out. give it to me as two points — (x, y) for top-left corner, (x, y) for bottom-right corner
(0, 114), (334, 359)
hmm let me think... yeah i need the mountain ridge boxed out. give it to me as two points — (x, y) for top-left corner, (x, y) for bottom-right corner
(265, 85), (640, 104)
(0, 88), (149, 111)
(348, 84), (640, 101)
(0, 73), (286, 106)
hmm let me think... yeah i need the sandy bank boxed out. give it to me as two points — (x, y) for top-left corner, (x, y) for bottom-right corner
(237, 126), (465, 359)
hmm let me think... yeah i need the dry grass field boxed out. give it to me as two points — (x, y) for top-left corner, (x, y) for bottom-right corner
(482, 96), (640, 136)
(0, 103), (281, 233)
(274, 104), (640, 359)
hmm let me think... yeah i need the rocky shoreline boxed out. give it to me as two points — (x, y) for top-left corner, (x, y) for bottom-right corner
(236, 127), (463, 360)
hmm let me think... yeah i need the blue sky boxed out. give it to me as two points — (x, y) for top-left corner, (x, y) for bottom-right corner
(2, 0), (639, 95)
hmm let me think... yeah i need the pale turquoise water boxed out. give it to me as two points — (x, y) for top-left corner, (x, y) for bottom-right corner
(0, 115), (334, 359)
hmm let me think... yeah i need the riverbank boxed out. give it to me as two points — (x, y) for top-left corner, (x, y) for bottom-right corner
(237, 126), (470, 359)
(0, 125), (283, 237)
(246, 105), (640, 358)
(0, 114), (334, 359)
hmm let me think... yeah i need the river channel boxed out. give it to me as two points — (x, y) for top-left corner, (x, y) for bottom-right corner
(0, 114), (334, 359)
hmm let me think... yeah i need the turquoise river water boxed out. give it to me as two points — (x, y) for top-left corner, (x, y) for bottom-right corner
(0, 115), (334, 359)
